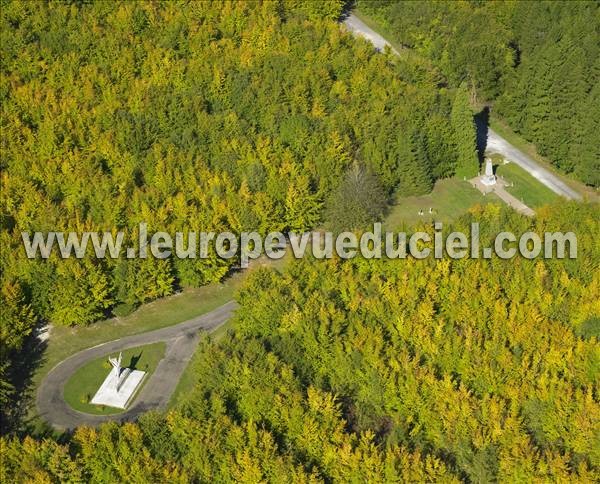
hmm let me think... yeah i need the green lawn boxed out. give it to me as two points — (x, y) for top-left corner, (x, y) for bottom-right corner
(34, 272), (246, 395)
(489, 118), (594, 202)
(491, 156), (560, 208)
(384, 178), (500, 231)
(63, 342), (166, 415)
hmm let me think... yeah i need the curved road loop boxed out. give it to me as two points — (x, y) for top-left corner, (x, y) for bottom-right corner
(39, 12), (583, 432)
(343, 13), (582, 201)
(37, 301), (237, 429)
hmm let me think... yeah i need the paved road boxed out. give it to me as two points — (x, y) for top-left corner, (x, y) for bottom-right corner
(343, 13), (582, 201)
(343, 13), (399, 54)
(486, 129), (582, 200)
(37, 301), (237, 429)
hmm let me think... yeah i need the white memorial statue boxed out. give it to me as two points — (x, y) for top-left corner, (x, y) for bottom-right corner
(481, 157), (497, 186)
(108, 352), (126, 391)
(91, 351), (146, 409)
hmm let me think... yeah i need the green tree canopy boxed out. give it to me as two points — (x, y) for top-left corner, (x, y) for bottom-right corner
(325, 162), (387, 231)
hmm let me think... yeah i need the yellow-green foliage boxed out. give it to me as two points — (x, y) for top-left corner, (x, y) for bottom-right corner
(3, 204), (598, 481)
(1, 0), (460, 433)
(1, 0), (457, 328)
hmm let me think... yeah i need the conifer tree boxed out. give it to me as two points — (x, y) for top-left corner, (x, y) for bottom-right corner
(451, 82), (479, 179)
(325, 162), (387, 231)
(572, 80), (600, 186)
(284, 176), (322, 232)
(398, 131), (433, 196)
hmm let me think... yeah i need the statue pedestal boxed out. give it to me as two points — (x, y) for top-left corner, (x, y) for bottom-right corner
(90, 367), (146, 409)
(480, 157), (497, 186)
(481, 174), (497, 186)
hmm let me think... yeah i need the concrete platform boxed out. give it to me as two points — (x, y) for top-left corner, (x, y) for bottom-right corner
(90, 369), (146, 409)
(469, 176), (535, 217)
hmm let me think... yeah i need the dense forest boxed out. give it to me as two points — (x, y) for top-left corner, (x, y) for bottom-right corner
(3, 203), (599, 481)
(0, 0), (481, 426)
(358, 0), (600, 186)
(1, 1), (599, 481)
(0, 0), (469, 326)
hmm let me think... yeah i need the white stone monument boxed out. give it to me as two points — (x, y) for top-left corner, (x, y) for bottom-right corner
(90, 351), (146, 409)
(480, 157), (497, 186)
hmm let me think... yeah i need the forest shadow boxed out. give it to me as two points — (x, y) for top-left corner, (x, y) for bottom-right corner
(1, 332), (47, 436)
(474, 106), (490, 163)
(339, 1), (356, 20)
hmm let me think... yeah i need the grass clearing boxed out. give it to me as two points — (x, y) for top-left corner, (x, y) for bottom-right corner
(384, 178), (501, 231)
(489, 117), (595, 201)
(490, 156), (560, 208)
(34, 272), (246, 395)
(63, 342), (166, 415)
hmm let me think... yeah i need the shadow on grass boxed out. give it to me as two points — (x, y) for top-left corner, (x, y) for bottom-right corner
(127, 352), (143, 370)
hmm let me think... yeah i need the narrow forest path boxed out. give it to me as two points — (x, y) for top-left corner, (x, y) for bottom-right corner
(342, 13), (582, 202)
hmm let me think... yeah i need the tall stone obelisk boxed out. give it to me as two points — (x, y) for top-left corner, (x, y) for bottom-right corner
(481, 157), (496, 186)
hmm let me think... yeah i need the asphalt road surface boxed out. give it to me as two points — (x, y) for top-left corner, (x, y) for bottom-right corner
(486, 129), (582, 200)
(343, 13), (582, 201)
(343, 13), (398, 54)
(37, 301), (237, 429)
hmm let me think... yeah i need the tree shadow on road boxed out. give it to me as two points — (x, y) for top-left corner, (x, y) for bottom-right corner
(339, 1), (356, 21)
(474, 106), (490, 163)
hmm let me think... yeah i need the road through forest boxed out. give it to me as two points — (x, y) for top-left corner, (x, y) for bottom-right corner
(38, 12), (583, 431)
(343, 13), (582, 201)
(37, 301), (237, 429)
